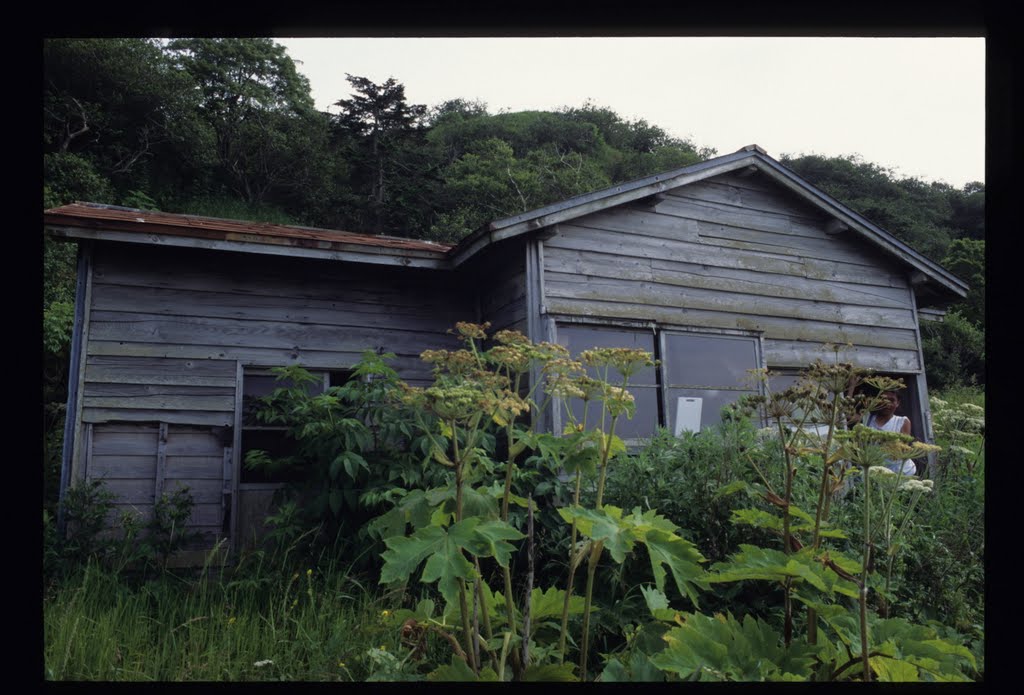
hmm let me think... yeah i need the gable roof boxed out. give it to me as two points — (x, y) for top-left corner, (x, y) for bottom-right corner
(448, 145), (968, 302)
(44, 145), (968, 302)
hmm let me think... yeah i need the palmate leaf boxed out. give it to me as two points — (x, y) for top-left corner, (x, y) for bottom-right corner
(649, 612), (817, 681)
(380, 518), (524, 608)
(428, 484), (502, 523)
(870, 656), (921, 682)
(872, 617), (976, 678)
(428, 656), (500, 681)
(486, 586), (586, 635)
(529, 586), (586, 620)
(708, 545), (859, 598)
(645, 530), (706, 608)
(558, 505), (637, 562)
(523, 663), (578, 681)
(559, 506), (706, 603)
(600, 653), (665, 682)
(366, 488), (433, 540)
(641, 585), (679, 622)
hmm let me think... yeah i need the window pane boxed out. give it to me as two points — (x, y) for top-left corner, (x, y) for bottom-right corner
(240, 429), (307, 484)
(768, 372), (802, 394)
(665, 388), (759, 431)
(565, 384), (660, 440)
(663, 333), (758, 389)
(557, 324), (657, 385)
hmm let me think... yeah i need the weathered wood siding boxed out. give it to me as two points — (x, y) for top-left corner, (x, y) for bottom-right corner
(473, 239), (528, 335)
(542, 172), (921, 372)
(83, 243), (474, 427)
(87, 423), (227, 550)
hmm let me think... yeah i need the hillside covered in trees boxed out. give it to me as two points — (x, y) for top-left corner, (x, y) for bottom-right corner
(43, 39), (984, 495)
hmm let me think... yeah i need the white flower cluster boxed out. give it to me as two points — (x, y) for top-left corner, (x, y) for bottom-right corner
(897, 478), (934, 494)
(254, 659), (274, 668)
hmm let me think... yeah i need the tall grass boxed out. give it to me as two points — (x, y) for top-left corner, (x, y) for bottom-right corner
(44, 551), (406, 681)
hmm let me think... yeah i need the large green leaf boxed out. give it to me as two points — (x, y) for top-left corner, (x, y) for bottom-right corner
(871, 656), (921, 682)
(641, 585), (678, 622)
(644, 530), (706, 607)
(872, 617), (976, 678)
(708, 545), (859, 598)
(458, 518), (525, 567)
(522, 663), (577, 681)
(557, 505), (637, 562)
(560, 505), (706, 603)
(428, 656), (500, 681)
(367, 489), (433, 540)
(650, 612), (817, 681)
(529, 586), (586, 620)
(381, 518), (524, 609)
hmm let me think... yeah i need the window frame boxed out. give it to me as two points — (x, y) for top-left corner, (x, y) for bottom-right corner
(550, 318), (765, 440)
(658, 327), (764, 434)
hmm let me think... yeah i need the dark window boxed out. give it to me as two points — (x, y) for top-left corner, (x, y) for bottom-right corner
(239, 369), (352, 484)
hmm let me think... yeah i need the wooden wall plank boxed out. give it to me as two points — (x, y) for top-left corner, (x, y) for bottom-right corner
(93, 244), (462, 305)
(95, 478), (156, 504)
(165, 457), (225, 478)
(763, 340), (921, 372)
(111, 503), (222, 528)
(91, 426), (160, 455)
(549, 225), (903, 288)
(82, 408), (235, 426)
(160, 480), (222, 504)
(91, 283), (468, 334)
(90, 455), (157, 478)
(86, 341), (432, 376)
(85, 356), (237, 387)
(545, 297), (919, 351)
(164, 431), (224, 455)
(84, 394), (235, 411)
(545, 249), (912, 309)
(88, 311), (460, 356)
(545, 273), (917, 329)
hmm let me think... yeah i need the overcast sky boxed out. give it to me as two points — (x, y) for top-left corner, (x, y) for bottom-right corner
(278, 37), (984, 189)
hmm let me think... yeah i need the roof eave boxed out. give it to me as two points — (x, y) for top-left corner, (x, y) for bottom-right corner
(45, 224), (451, 270)
(748, 157), (969, 300)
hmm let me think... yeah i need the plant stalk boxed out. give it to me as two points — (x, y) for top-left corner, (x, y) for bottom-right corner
(557, 473), (584, 661)
(859, 461), (872, 682)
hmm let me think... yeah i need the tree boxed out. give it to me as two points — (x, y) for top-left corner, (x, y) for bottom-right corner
(942, 239), (985, 329)
(429, 137), (611, 242)
(920, 311), (985, 390)
(168, 38), (332, 215)
(333, 75), (435, 236)
(44, 38), (212, 209)
(780, 153), (962, 262)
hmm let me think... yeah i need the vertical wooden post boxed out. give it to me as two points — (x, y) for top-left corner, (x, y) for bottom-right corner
(908, 289), (938, 478)
(155, 422), (168, 503)
(222, 444), (233, 541)
(229, 362), (244, 556)
(57, 242), (92, 534)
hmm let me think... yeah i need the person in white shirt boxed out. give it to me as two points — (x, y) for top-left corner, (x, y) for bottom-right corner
(860, 390), (917, 476)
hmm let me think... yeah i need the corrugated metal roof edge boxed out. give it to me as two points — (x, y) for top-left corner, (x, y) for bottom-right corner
(44, 202), (454, 256)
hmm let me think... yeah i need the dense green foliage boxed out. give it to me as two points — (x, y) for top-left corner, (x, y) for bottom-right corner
(44, 340), (984, 682)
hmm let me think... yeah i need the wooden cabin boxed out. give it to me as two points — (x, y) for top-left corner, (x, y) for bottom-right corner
(44, 145), (968, 561)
